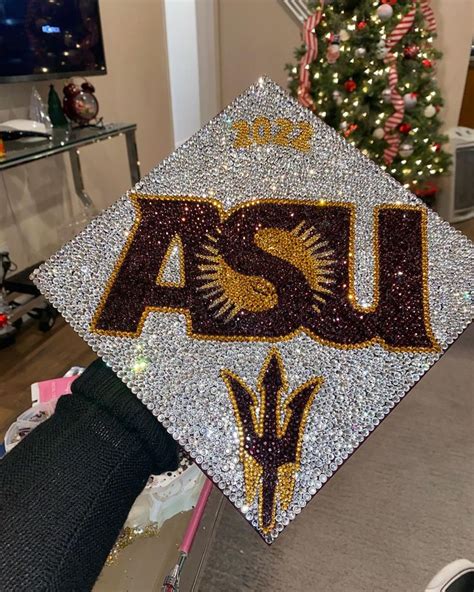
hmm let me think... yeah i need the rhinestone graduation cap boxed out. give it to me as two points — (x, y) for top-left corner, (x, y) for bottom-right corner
(33, 78), (474, 542)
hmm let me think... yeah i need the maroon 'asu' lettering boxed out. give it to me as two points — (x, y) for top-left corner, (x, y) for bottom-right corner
(92, 195), (437, 351)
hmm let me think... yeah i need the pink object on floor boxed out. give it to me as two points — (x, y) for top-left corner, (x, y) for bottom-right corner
(161, 478), (214, 591)
(180, 478), (213, 554)
(30, 376), (78, 407)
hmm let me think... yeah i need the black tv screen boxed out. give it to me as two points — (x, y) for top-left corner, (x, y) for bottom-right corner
(0, 0), (106, 83)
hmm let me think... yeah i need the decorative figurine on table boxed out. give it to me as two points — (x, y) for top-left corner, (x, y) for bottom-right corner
(63, 81), (100, 126)
(48, 85), (68, 128)
(33, 77), (474, 544)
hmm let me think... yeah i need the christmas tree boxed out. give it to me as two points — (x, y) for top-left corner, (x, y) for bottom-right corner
(286, 0), (451, 202)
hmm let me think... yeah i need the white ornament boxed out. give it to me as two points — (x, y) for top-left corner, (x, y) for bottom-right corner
(382, 88), (392, 103)
(399, 142), (414, 158)
(327, 43), (340, 64)
(377, 4), (393, 22)
(355, 47), (367, 58)
(339, 121), (348, 131)
(373, 127), (385, 140)
(332, 90), (343, 106)
(376, 40), (387, 59)
(424, 104), (436, 118)
(339, 29), (350, 42)
(403, 92), (417, 110)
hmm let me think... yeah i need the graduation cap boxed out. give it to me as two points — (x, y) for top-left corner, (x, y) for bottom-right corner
(33, 78), (474, 542)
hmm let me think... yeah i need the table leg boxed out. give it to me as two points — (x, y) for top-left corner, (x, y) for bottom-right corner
(125, 129), (141, 185)
(69, 148), (97, 213)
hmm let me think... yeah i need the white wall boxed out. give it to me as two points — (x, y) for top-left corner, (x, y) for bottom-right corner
(164, 0), (202, 147)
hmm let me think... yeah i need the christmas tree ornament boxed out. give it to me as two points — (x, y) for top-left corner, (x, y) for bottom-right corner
(326, 43), (341, 64)
(432, 142), (442, 152)
(376, 40), (388, 59)
(372, 127), (385, 139)
(422, 58), (433, 69)
(339, 120), (348, 130)
(399, 141), (414, 157)
(377, 4), (393, 22)
(344, 79), (357, 93)
(357, 21), (367, 30)
(424, 104), (436, 118)
(32, 78), (474, 544)
(343, 123), (358, 137)
(382, 0), (397, 4)
(339, 29), (350, 42)
(399, 122), (412, 134)
(355, 47), (367, 58)
(332, 90), (343, 105)
(403, 92), (418, 110)
(48, 84), (68, 128)
(382, 88), (392, 103)
(403, 44), (419, 59)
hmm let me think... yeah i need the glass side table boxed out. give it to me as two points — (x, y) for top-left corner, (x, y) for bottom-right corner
(0, 123), (140, 213)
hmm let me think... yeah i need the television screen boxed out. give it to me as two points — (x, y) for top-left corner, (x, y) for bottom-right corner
(0, 0), (106, 83)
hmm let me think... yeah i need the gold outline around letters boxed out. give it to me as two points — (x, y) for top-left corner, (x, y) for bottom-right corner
(90, 194), (440, 353)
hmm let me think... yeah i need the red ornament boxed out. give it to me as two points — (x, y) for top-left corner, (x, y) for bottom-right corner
(433, 142), (442, 152)
(344, 79), (357, 93)
(0, 313), (8, 329)
(403, 44), (419, 59)
(382, 0), (397, 4)
(399, 122), (412, 134)
(357, 21), (367, 30)
(422, 58), (433, 68)
(344, 123), (358, 138)
(414, 181), (438, 200)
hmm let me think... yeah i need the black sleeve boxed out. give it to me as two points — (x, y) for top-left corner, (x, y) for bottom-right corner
(0, 359), (178, 592)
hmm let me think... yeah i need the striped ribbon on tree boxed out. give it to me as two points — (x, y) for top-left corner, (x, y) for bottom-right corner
(298, 2), (324, 109)
(383, 0), (437, 165)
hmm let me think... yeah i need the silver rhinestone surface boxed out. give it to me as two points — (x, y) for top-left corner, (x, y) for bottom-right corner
(32, 79), (474, 543)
